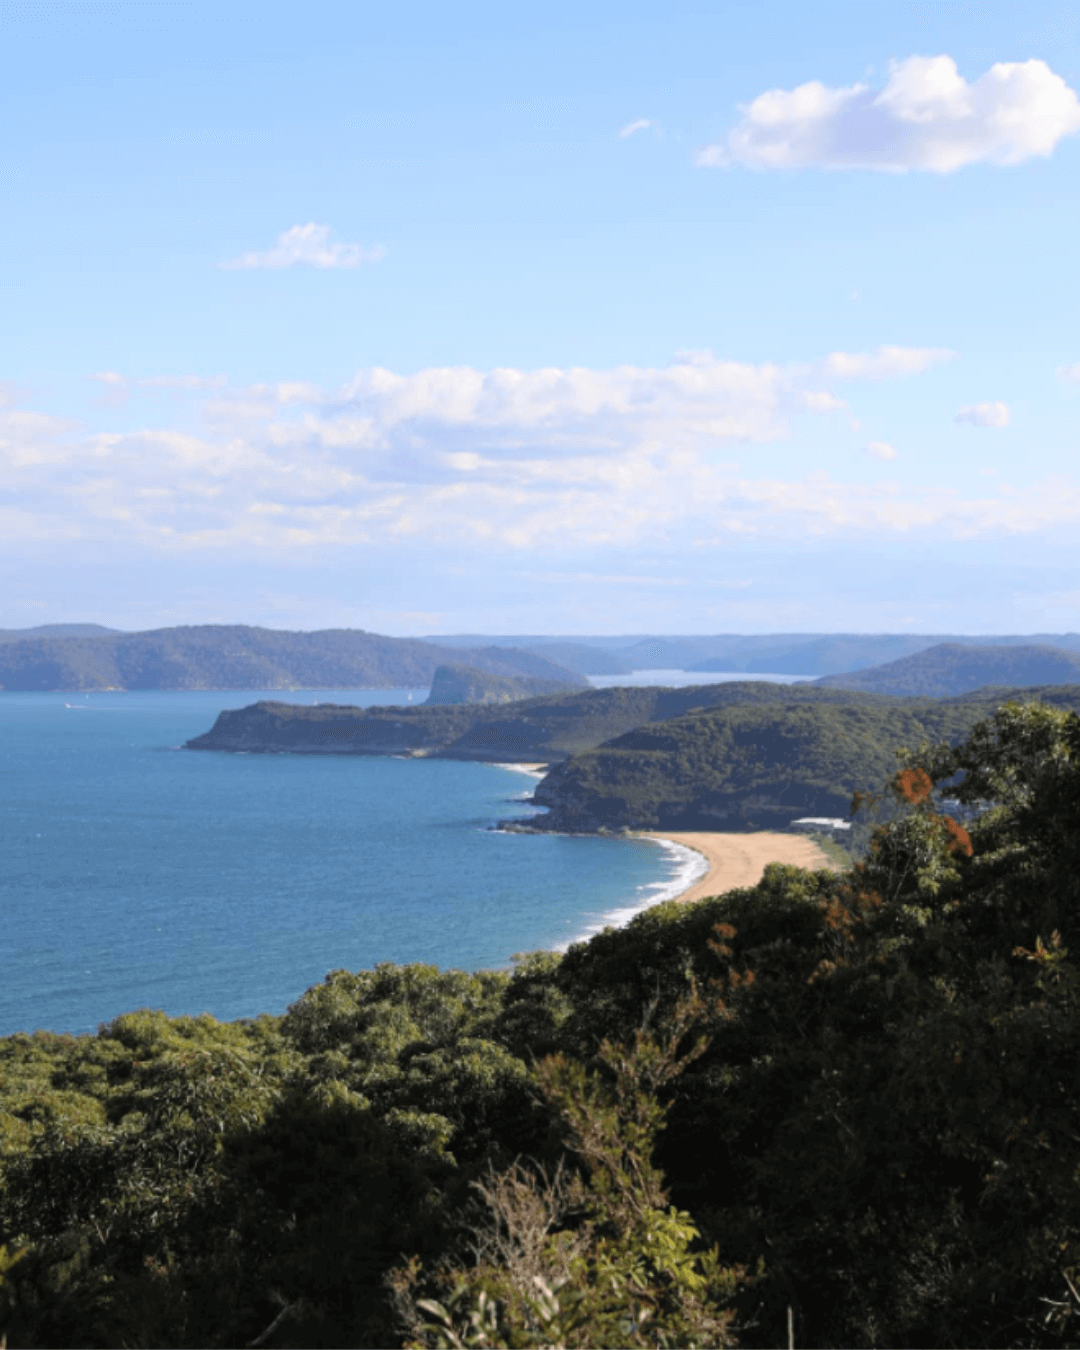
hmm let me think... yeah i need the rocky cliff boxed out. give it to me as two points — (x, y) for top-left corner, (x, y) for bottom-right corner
(425, 663), (584, 705)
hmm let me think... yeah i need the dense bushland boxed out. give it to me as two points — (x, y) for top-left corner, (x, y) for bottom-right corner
(4, 701), (1080, 1346)
(532, 686), (1080, 830)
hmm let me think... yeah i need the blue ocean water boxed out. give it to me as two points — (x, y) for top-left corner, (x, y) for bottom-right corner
(0, 690), (699, 1036)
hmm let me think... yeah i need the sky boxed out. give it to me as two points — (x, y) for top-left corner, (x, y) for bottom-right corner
(2, 0), (1080, 636)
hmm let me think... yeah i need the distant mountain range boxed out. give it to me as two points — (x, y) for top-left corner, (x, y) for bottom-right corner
(425, 632), (1080, 676)
(8, 624), (1080, 689)
(814, 643), (1080, 697)
(0, 623), (120, 643)
(0, 626), (587, 692)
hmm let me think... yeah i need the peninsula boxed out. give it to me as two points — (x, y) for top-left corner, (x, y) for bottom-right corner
(185, 681), (1080, 835)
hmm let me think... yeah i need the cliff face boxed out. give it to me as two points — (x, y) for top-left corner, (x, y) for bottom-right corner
(424, 663), (583, 705)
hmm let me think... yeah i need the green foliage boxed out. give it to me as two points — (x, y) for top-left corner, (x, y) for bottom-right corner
(534, 687), (1080, 831)
(395, 993), (742, 1349)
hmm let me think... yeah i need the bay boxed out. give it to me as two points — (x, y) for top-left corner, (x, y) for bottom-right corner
(0, 689), (695, 1036)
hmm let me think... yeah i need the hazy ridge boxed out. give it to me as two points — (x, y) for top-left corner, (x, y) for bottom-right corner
(0, 625), (586, 692)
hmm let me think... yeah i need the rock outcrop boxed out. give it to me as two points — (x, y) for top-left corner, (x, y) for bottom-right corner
(424, 663), (583, 705)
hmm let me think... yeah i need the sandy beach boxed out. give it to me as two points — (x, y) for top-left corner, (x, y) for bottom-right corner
(643, 831), (841, 905)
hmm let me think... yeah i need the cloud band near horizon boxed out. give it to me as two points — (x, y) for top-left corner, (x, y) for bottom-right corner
(0, 348), (1062, 563)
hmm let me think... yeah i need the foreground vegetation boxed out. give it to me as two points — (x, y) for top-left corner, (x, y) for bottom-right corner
(5, 701), (1080, 1345)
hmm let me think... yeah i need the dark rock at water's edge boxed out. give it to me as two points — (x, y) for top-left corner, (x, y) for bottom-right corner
(424, 662), (584, 705)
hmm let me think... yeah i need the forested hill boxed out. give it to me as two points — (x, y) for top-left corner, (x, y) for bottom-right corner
(815, 641), (1080, 695)
(531, 685), (1080, 830)
(0, 625), (587, 692)
(185, 680), (900, 762)
(0, 623), (120, 642)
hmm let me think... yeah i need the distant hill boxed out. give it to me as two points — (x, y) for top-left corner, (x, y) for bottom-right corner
(424, 663), (583, 705)
(532, 686), (1080, 832)
(423, 632), (1080, 676)
(814, 643), (1080, 696)
(689, 635), (944, 675)
(0, 625), (586, 692)
(523, 642), (634, 675)
(0, 623), (121, 643)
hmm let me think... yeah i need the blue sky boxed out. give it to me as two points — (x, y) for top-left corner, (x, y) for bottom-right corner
(3, 0), (1080, 635)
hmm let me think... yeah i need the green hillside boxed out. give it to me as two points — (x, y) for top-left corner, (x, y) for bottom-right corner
(533, 686), (1080, 829)
(815, 641), (1080, 695)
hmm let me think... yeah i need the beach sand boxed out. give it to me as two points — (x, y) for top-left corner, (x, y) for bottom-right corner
(643, 831), (841, 905)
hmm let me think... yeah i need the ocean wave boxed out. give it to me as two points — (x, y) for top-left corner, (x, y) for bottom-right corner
(494, 762), (548, 779)
(554, 838), (709, 951)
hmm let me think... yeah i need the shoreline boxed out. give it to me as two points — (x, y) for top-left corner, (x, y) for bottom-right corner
(544, 828), (843, 953)
(641, 830), (842, 905)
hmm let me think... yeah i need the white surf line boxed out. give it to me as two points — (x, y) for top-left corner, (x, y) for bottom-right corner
(553, 837), (709, 952)
(494, 762), (549, 778)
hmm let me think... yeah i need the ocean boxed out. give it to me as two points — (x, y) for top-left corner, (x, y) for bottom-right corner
(0, 689), (706, 1037)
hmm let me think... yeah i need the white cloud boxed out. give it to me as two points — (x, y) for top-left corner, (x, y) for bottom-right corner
(864, 440), (898, 460)
(1058, 362), (1080, 383)
(619, 118), (653, 138)
(955, 401), (1010, 427)
(220, 223), (387, 271)
(698, 55), (1080, 172)
(823, 345), (954, 379)
(89, 371), (126, 386)
(6, 347), (1066, 560)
